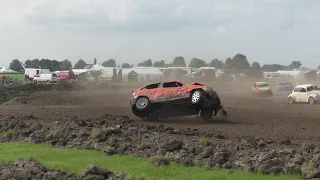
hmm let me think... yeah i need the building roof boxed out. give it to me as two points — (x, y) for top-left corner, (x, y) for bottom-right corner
(123, 67), (164, 76)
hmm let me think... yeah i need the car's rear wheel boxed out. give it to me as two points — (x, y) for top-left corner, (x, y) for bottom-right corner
(135, 97), (150, 110)
(199, 109), (213, 120)
(145, 114), (160, 121)
(308, 97), (315, 105)
(191, 90), (202, 104)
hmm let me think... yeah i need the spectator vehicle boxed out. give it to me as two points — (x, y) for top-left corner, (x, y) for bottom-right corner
(56, 70), (76, 82)
(130, 80), (226, 121)
(287, 84), (320, 104)
(276, 82), (294, 91)
(252, 82), (273, 96)
(33, 73), (58, 83)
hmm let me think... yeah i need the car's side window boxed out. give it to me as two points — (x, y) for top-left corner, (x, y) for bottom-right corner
(142, 83), (160, 90)
(300, 88), (306, 92)
(176, 82), (183, 87)
(163, 82), (179, 88)
(294, 88), (299, 92)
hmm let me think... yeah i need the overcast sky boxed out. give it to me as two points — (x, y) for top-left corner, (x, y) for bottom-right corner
(0, 0), (319, 68)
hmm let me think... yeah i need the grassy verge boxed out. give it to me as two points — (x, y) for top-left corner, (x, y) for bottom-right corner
(0, 142), (300, 180)
(0, 73), (24, 81)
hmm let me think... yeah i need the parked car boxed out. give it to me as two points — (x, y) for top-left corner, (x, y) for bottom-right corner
(56, 70), (76, 82)
(130, 80), (226, 121)
(33, 73), (58, 83)
(276, 82), (294, 91)
(252, 82), (273, 96)
(287, 84), (320, 104)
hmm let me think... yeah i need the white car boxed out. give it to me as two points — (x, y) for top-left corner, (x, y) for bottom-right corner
(287, 84), (320, 104)
(33, 73), (58, 83)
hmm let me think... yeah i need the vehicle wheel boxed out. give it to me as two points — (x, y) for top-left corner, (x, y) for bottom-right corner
(191, 90), (203, 104)
(145, 114), (160, 121)
(199, 109), (213, 120)
(135, 97), (150, 110)
(33, 80), (37, 84)
(288, 97), (295, 104)
(308, 97), (315, 105)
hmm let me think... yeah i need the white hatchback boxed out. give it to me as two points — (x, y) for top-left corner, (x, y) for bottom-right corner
(287, 84), (320, 104)
(33, 73), (58, 83)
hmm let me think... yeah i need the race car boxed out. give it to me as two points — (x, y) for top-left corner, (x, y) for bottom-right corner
(130, 80), (226, 121)
(252, 82), (273, 96)
(287, 84), (320, 104)
(276, 82), (294, 92)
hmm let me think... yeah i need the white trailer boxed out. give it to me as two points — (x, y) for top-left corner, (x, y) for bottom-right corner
(24, 68), (50, 80)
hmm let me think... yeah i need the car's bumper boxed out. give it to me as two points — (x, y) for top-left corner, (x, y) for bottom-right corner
(130, 97), (137, 107)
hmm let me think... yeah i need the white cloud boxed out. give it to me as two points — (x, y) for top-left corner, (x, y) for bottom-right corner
(0, 0), (320, 67)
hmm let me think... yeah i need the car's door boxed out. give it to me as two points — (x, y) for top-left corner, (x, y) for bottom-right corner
(298, 88), (308, 102)
(157, 82), (184, 102)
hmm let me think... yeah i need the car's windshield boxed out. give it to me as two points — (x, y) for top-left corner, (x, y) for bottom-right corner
(258, 83), (269, 87)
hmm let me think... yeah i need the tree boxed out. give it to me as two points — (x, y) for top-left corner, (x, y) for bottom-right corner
(9, 59), (24, 72)
(138, 59), (153, 67)
(60, 59), (72, 70)
(50, 60), (60, 71)
(251, 62), (261, 70)
(172, 56), (186, 67)
(24, 59), (40, 68)
(74, 59), (87, 69)
(102, 59), (116, 67)
(188, 58), (207, 68)
(121, 63), (131, 68)
(261, 64), (284, 72)
(225, 54), (250, 70)
(38, 59), (52, 69)
(290, 61), (302, 69)
(208, 59), (225, 69)
(93, 58), (97, 65)
(153, 60), (166, 67)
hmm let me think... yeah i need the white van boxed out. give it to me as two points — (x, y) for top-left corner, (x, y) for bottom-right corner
(33, 73), (58, 83)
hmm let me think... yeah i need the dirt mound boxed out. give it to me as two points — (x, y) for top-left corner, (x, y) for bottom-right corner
(0, 158), (126, 180)
(0, 83), (84, 104)
(0, 114), (318, 179)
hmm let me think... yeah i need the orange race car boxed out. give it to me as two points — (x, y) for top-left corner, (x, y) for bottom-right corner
(130, 80), (226, 121)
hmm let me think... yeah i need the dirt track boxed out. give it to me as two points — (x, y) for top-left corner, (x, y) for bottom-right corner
(1, 81), (320, 146)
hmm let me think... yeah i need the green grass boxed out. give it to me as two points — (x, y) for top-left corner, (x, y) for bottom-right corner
(0, 142), (301, 180)
(0, 73), (24, 81)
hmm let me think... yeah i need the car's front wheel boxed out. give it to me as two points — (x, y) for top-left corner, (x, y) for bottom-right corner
(199, 109), (213, 121)
(135, 97), (150, 110)
(288, 97), (295, 104)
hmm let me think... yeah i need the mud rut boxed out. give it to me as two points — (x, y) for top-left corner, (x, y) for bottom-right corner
(1, 82), (320, 146)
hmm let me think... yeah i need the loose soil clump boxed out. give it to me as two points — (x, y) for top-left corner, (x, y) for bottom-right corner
(0, 158), (126, 180)
(0, 114), (318, 179)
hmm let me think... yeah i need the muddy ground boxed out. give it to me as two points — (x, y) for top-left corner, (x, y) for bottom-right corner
(0, 81), (319, 146)
(2, 81), (320, 179)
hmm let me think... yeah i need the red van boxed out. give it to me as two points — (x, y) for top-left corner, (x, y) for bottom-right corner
(56, 70), (76, 82)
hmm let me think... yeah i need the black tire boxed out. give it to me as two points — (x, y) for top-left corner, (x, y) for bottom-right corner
(135, 97), (150, 110)
(288, 97), (295, 104)
(308, 97), (315, 105)
(145, 114), (160, 121)
(191, 90), (203, 104)
(199, 109), (213, 121)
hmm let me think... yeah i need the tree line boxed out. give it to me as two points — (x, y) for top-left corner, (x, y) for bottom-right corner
(8, 54), (304, 72)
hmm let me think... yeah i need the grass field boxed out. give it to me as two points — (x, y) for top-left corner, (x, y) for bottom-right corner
(0, 142), (300, 180)
(0, 73), (24, 81)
